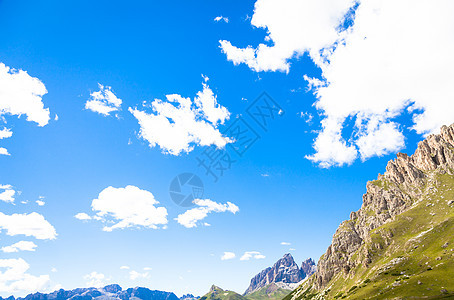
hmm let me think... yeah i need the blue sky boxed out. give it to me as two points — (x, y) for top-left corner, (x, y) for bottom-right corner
(1, 0), (454, 297)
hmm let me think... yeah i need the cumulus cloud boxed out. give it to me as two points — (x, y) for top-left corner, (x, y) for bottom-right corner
(129, 80), (231, 155)
(0, 128), (12, 140)
(221, 252), (236, 260)
(214, 16), (229, 23)
(2, 241), (37, 253)
(36, 199), (45, 206)
(85, 84), (122, 116)
(0, 258), (51, 295)
(219, 0), (355, 72)
(74, 212), (92, 221)
(240, 251), (266, 261)
(0, 212), (57, 240)
(120, 266), (130, 270)
(83, 271), (109, 288)
(0, 148), (10, 156)
(77, 185), (168, 231)
(221, 0), (454, 167)
(175, 199), (239, 228)
(0, 184), (15, 203)
(0, 63), (50, 126)
(0, 63), (50, 155)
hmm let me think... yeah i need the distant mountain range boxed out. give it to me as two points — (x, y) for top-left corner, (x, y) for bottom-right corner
(0, 285), (179, 300)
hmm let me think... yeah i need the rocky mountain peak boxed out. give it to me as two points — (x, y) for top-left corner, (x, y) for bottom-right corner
(209, 285), (222, 293)
(300, 258), (316, 278)
(243, 253), (305, 295)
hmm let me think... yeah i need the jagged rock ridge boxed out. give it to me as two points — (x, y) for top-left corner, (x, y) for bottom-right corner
(243, 254), (315, 295)
(281, 123), (454, 299)
(300, 259), (316, 279)
(312, 124), (454, 290)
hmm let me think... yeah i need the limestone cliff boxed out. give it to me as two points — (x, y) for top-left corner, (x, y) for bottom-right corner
(287, 123), (454, 299)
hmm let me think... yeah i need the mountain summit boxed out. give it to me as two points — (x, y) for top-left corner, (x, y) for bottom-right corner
(244, 253), (315, 295)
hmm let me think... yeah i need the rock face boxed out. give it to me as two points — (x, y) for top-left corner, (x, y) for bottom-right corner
(244, 254), (314, 295)
(312, 124), (454, 289)
(300, 259), (316, 278)
(0, 285), (179, 300)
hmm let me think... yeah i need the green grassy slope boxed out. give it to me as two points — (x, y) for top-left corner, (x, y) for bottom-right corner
(246, 284), (292, 300)
(200, 284), (294, 300)
(285, 173), (454, 299)
(199, 286), (246, 300)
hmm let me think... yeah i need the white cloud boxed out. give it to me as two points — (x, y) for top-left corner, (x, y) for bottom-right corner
(0, 184), (15, 203)
(83, 271), (109, 288)
(78, 185), (168, 231)
(85, 84), (122, 116)
(280, 242), (291, 246)
(129, 270), (150, 280)
(240, 251), (266, 261)
(221, 252), (236, 260)
(0, 258), (51, 295)
(51, 268), (57, 273)
(214, 16), (229, 23)
(129, 80), (231, 155)
(222, 0), (454, 167)
(74, 212), (92, 221)
(36, 200), (45, 206)
(143, 267), (152, 271)
(0, 148), (10, 156)
(0, 128), (12, 139)
(120, 266), (130, 270)
(2, 241), (37, 253)
(175, 199), (239, 228)
(0, 62), (50, 155)
(219, 0), (355, 72)
(0, 63), (50, 126)
(0, 212), (57, 240)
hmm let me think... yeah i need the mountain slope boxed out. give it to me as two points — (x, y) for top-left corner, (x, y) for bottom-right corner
(199, 286), (245, 300)
(286, 124), (454, 299)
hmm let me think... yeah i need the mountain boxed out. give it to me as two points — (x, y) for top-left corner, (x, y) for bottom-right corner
(179, 295), (200, 300)
(0, 285), (179, 300)
(300, 259), (316, 279)
(244, 253), (305, 295)
(285, 124), (454, 299)
(199, 286), (245, 300)
(199, 254), (316, 300)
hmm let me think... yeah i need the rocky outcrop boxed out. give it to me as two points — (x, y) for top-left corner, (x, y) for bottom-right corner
(313, 123), (454, 289)
(244, 254), (309, 295)
(300, 259), (316, 278)
(0, 285), (179, 300)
